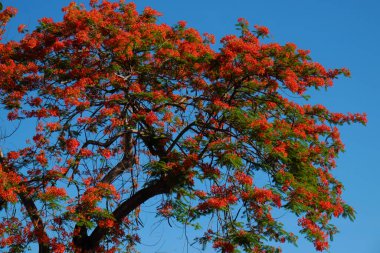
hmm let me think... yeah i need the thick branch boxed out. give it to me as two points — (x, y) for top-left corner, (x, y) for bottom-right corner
(76, 180), (170, 251)
(0, 151), (49, 252)
(19, 193), (50, 253)
(73, 133), (135, 251)
(73, 127), (174, 251)
(101, 133), (133, 184)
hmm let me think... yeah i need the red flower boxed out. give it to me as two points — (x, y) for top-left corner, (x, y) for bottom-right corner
(46, 122), (61, 132)
(237, 17), (249, 26)
(145, 111), (158, 126)
(98, 219), (115, 228)
(25, 37), (38, 49)
(178, 20), (187, 27)
(17, 24), (26, 33)
(7, 151), (20, 160)
(100, 148), (112, 159)
(44, 186), (67, 198)
(254, 25), (269, 36)
(80, 148), (93, 157)
(213, 99), (231, 109)
(235, 171), (253, 186)
(36, 151), (48, 166)
(314, 240), (329, 251)
(7, 110), (19, 121)
(213, 240), (235, 253)
(66, 138), (80, 155)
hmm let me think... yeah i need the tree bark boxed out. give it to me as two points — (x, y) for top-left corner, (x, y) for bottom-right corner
(19, 194), (50, 253)
(1, 150), (50, 252)
(73, 180), (170, 252)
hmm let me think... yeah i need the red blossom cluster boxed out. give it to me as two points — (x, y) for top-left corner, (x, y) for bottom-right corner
(65, 138), (80, 155)
(39, 186), (67, 201)
(213, 240), (235, 253)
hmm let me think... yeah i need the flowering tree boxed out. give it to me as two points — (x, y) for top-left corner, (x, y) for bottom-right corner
(0, 1), (366, 253)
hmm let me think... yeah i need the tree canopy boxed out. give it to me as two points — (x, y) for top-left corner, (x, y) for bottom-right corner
(0, 1), (366, 252)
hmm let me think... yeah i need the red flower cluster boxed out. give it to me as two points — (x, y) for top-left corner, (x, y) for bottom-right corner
(145, 111), (158, 126)
(99, 148), (112, 159)
(234, 171), (253, 186)
(213, 240), (234, 253)
(39, 186), (67, 201)
(254, 24), (269, 36)
(66, 138), (80, 155)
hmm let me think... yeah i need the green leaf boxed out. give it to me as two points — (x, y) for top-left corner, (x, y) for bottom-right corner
(220, 153), (243, 168)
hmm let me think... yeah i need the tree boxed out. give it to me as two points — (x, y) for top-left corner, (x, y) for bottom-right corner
(0, 1), (367, 252)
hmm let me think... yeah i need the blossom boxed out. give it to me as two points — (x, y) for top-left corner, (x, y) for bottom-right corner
(213, 99), (231, 109)
(52, 243), (65, 253)
(46, 122), (61, 132)
(25, 37), (38, 49)
(17, 24), (26, 33)
(66, 138), (80, 155)
(98, 219), (115, 228)
(145, 111), (158, 126)
(36, 151), (48, 166)
(194, 190), (207, 198)
(79, 148), (93, 157)
(234, 171), (253, 186)
(7, 151), (20, 160)
(237, 17), (249, 26)
(314, 240), (329, 251)
(254, 25), (269, 36)
(142, 6), (162, 17)
(158, 203), (173, 217)
(45, 186), (67, 197)
(100, 148), (112, 159)
(39, 186), (67, 201)
(178, 20), (187, 27)
(213, 240), (234, 253)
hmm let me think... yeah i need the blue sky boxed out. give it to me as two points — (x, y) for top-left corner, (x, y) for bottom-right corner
(2, 0), (379, 252)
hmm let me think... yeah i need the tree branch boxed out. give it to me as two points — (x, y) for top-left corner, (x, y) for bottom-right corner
(101, 133), (134, 184)
(0, 150), (49, 252)
(82, 132), (124, 149)
(72, 133), (135, 251)
(19, 193), (50, 253)
(167, 121), (196, 153)
(76, 179), (170, 251)
(92, 180), (169, 243)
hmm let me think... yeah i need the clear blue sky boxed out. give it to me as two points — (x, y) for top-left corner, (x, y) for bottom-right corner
(2, 0), (379, 252)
